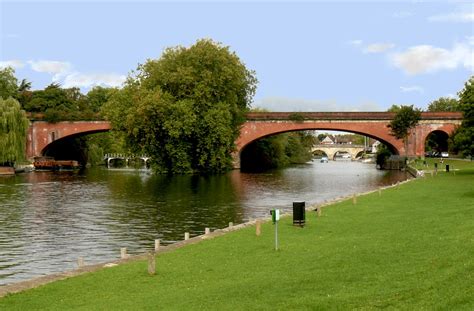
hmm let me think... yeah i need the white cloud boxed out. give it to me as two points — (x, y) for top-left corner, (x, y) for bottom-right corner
(400, 86), (424, 93)
(364, 43), (395, 54)
(428, 11), (474, 23)
(0, 60), (25, 69)
(390, 41), (473, 75)
(27, 60), (126, 88)
(62, 72), (126, 88)
(253, 97), (382, 112)
(28, 60), (72, 75)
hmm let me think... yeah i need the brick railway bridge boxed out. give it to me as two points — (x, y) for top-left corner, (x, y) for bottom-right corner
(26, 111), (463, 168)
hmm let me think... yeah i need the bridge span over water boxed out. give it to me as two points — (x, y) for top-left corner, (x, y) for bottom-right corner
(26, 111), (463, 168)
(312, 144), (367, 160)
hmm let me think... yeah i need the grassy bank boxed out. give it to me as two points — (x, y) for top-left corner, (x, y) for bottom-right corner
(1, 165), (473, 310)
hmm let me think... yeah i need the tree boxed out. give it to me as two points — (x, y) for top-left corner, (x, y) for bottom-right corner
(388, 105), (421, 157)
(0, 97), (29, 165)
(25, 83), (97, 122)
(103, 39), (258, 174)
(87, 86), (116, 113)
(453, 77), (474, 156)
(0, 67), (19, 100)
(387, 104), (401, 112)
(427, 97), (459, 112)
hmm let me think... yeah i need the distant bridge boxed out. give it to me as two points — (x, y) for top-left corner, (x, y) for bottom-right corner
(312, 144), (367, 160)
(26, 111), (463, 168)
(103, 154), (151, 168)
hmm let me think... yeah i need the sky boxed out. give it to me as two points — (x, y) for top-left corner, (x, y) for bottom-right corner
(1, 0), (473, 112)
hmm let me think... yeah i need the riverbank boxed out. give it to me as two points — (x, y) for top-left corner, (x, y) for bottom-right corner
(1, 164), (473, 309)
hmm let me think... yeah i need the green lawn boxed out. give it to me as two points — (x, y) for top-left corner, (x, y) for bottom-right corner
(1, 165), (473, 310)
(411, 157), (474, 171)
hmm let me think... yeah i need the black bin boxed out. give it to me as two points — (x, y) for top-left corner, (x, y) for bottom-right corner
(446, 164), (450, 172)
(293, 201), (305, 227)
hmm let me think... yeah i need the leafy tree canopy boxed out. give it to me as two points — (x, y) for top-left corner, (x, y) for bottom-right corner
(388, 105), (421, 157)
(453, 76), (474, 156)
(427, 97), (460, 112)
(103, 39), (258, 174)
(0, 97), (29, 165)
(87, 86), (117, 113)
(0, 67), (19, 100)
(387, 104), (401, 112)
(388, 105), (422, 140)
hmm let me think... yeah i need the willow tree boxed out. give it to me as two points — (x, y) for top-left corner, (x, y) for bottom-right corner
(0, 98), (29, 166)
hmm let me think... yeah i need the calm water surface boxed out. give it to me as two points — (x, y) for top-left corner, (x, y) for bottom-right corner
(0, 161), (408, 285)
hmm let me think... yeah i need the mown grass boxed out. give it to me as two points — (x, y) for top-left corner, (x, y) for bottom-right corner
(1, 165), (473, 310)
(411, 157), (474, 171)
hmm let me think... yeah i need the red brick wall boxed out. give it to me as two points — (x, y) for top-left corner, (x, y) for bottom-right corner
(27, 121), (111, 158)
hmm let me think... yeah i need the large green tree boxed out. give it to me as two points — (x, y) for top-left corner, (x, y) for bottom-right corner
(103, 39), (257, 174)
(0, 97), (29, 165)
(388, 105), (422, 157)
(0, 67), (19, 100)
(427, 97), (460, 112)
(453, 77), (474, 156)
(0, 67), (35, 110)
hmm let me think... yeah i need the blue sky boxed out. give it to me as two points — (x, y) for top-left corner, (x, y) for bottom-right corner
(1, 0), (473, 111)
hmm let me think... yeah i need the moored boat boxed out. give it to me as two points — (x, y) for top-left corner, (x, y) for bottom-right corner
(33, 157), (80, 170)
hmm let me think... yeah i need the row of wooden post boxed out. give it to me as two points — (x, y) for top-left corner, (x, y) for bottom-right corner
(76, 224), (231, 275)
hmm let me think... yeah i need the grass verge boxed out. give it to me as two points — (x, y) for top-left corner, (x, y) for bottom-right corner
(1, 165), (473, 310)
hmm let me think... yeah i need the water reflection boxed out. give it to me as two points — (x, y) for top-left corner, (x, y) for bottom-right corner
(0, 162), (408, 285)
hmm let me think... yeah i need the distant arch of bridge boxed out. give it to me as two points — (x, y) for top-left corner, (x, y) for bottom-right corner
(312, 144), (366, 160)
(26, 112), (463, 168)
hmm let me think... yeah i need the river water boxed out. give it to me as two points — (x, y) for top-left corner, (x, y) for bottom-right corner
(0, 161), (408, 286)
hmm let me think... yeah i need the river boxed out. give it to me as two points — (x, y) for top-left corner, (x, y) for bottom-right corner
(0, 161), (408, 286)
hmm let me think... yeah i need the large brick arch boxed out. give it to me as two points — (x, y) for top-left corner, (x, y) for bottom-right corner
(236, 120), (404, 154)
(234, 112), (462, 168)
(27, 121), (111, 158)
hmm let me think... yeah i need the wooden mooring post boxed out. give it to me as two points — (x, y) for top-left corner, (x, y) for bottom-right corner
(77, 257), (84, 268)
(147, 251), (156, 275)
(205, 227), (211, 235)
(184, 232), (190, 241)
(120, 247), (127, 259)
(255, 220), (261, 236)
(154, 239), (160, 252)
